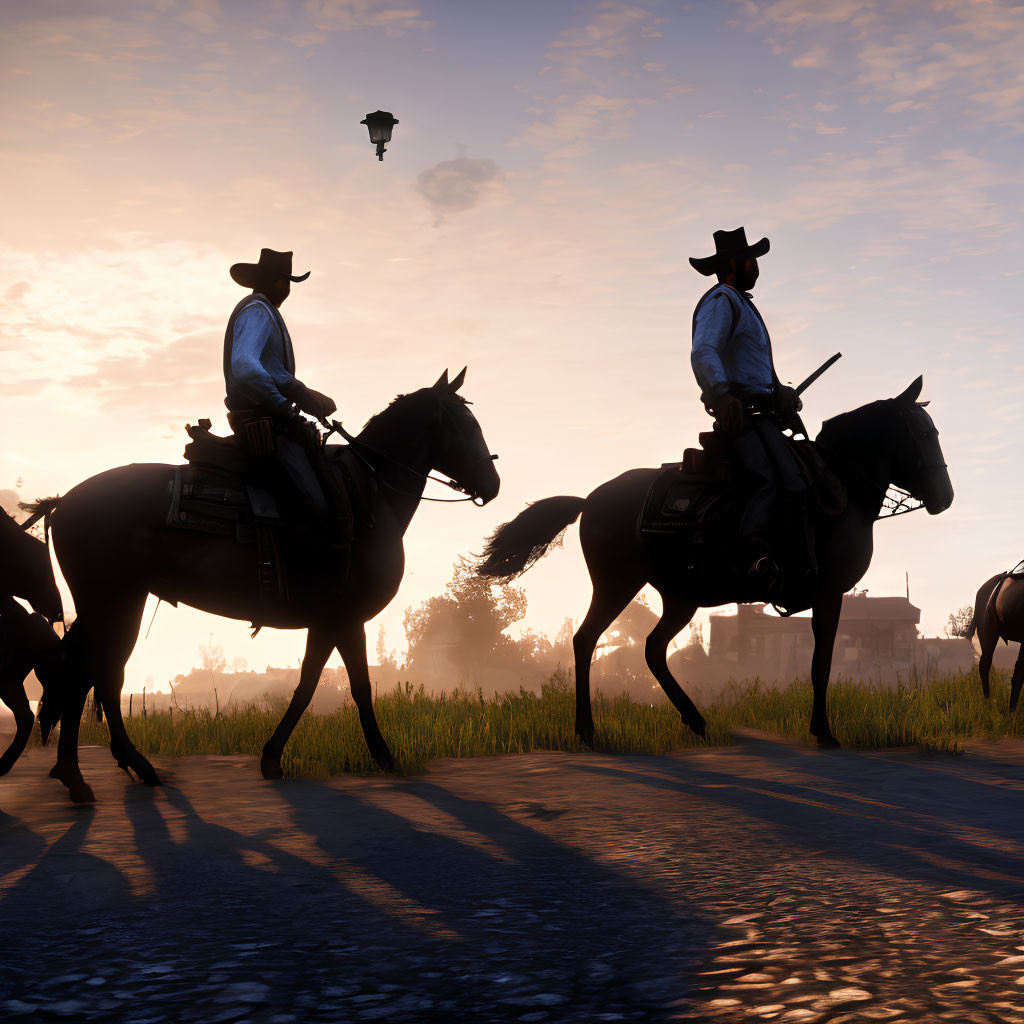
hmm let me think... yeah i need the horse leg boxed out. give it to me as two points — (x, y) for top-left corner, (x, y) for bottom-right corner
(50, 680), (95, 804)
(809, 589), (843, 748)
(1009, 648), (1024, 713)
(336, 620), (395, 772)
(0, 668), (35, 776)
(53, 595), (153, 796)
(977, 612), (999, 701)
(644, 594), (705, 738)
(261, 627), (335, 780)
(573, 578), (643, 746)
(101, 684), (160, 786)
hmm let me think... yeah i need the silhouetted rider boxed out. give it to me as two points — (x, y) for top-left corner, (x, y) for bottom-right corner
(689, 227), (807, 587)
(224, 248), (346, 585)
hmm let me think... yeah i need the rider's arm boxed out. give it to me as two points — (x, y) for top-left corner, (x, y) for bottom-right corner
(230, 305), (299, 417)
(691, 288), (739, 401)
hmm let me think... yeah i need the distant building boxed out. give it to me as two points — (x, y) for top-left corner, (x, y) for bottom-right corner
(698, 592), (975, 686)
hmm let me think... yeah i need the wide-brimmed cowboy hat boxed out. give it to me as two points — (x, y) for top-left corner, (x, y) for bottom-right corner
(229, 248), (311, 288)
(688, 227), (770, 277)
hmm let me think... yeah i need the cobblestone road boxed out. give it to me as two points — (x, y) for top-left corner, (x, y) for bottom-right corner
(3, 731), (1024, 1022)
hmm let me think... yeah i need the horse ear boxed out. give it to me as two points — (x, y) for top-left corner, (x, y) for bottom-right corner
(450, 366), (467, 392)
(433, 369), (450, 389)
(897, 376), (923, 404)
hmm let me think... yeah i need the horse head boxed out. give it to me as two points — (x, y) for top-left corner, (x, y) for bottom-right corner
(888, 376), (953, 515)
(0, 511), (64, 622)
(429, 368), (500, 505)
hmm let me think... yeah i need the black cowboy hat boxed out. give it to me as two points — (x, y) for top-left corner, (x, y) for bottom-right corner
(689, 227), (770, 277)
(229, 248), (311, 288)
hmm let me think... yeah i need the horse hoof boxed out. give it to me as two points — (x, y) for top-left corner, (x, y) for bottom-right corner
(575, 721), (595, 748)
(261, 756), (284, 780)
(683, 715), (707, 740)
(372, 750), (397, 773)
(70, 780), (97, 804)
(816, 735), (841, 750)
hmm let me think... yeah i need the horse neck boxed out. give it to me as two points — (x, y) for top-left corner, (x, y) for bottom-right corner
(817, 405), (895, 519)
(0, 521), (28, 595)
(352, 394), (438, 529)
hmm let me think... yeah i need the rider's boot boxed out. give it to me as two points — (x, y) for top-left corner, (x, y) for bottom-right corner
(735, 533), (782, 600)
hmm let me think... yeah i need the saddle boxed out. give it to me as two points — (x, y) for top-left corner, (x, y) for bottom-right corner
(167, 420), (368, 606)
(638, 430), (846, 613)
(639, 431), (846, 537)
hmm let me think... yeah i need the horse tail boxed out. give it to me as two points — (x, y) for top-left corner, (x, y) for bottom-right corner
(477, 496), (585, 579)
(963, 607), (978, 642)
(19, 496), (62, 543)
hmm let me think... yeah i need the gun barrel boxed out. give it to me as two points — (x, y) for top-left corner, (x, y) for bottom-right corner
(795, 352), (842, 396)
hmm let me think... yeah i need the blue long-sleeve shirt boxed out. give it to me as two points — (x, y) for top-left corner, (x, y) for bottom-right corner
(691, 284), (776, 403)
(223, 296), (302, 418)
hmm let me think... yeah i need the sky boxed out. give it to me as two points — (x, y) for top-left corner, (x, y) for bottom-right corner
(1, 0), (1023, 689)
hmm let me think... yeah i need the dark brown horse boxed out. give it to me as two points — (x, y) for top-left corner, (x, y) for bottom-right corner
(478, 379), (953, 748)
(36, 370), (499, 803)
(966, 570), (1024, 710)
(0, 598), (62, 776)
(0, 510), (64, 774)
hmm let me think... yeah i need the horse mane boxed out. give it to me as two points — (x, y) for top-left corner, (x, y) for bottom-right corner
(361, 392), (413, 432)
(358, 388), (442, 444)
(816, 398), (894, 451)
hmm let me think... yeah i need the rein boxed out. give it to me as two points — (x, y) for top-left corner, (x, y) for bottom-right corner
(825, 449), (924, 520)
(325, 420), (490, 505)
(816, 407), (931, 522)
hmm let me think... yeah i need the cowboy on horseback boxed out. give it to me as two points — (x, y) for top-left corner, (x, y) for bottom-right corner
(224, 247), (349, 586)
(689, 227), (808, 590)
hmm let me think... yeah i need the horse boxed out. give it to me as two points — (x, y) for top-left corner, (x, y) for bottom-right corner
(477, 378), (953, 748)
(0, 509), (64, 774)
(965, 570), (1024, 710)
(0, 508), (64, 623)
(33, 369), (499, 803)
(0, 598), (62, 776)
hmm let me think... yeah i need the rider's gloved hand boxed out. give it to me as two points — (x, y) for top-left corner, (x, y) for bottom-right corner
(712, 393), (746, 436)
(775, 385), (803, 423)
(296, 386), (337, 421)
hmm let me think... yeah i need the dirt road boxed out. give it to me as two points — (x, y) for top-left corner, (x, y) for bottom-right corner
(3, 730), (1024, 1022)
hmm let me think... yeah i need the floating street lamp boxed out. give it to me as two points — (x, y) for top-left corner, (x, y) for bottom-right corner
(360, 110), (399, 161)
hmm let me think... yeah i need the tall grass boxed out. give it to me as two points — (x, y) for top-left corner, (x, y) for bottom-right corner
(47, 667), (1024, 779)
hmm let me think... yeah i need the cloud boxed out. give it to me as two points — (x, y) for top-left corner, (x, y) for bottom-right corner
(733, 0), (1024, 129)
(510, 93), (649, 160)
(304, 0), (433, 36)
(415, 157), (503, 221)
(793, 45), (829, 68)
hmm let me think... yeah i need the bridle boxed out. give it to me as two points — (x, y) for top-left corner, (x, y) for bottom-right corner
(321, 415), (498, 506)
(819, 401), (945, 521)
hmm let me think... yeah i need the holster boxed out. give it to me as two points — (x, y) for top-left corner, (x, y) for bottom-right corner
(227, 410), (278, 457)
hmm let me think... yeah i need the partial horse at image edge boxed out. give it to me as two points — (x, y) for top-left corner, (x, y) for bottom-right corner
(964, 570), (1024, 711)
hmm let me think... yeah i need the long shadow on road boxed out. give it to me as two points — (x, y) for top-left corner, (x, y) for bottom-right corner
(0, 752), (719, 1023)
(572, 734), (1024, 901)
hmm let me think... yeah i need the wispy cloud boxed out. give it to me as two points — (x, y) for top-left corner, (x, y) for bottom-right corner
(734, 0), (1024, 128)
(304, 0), (433, 36)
